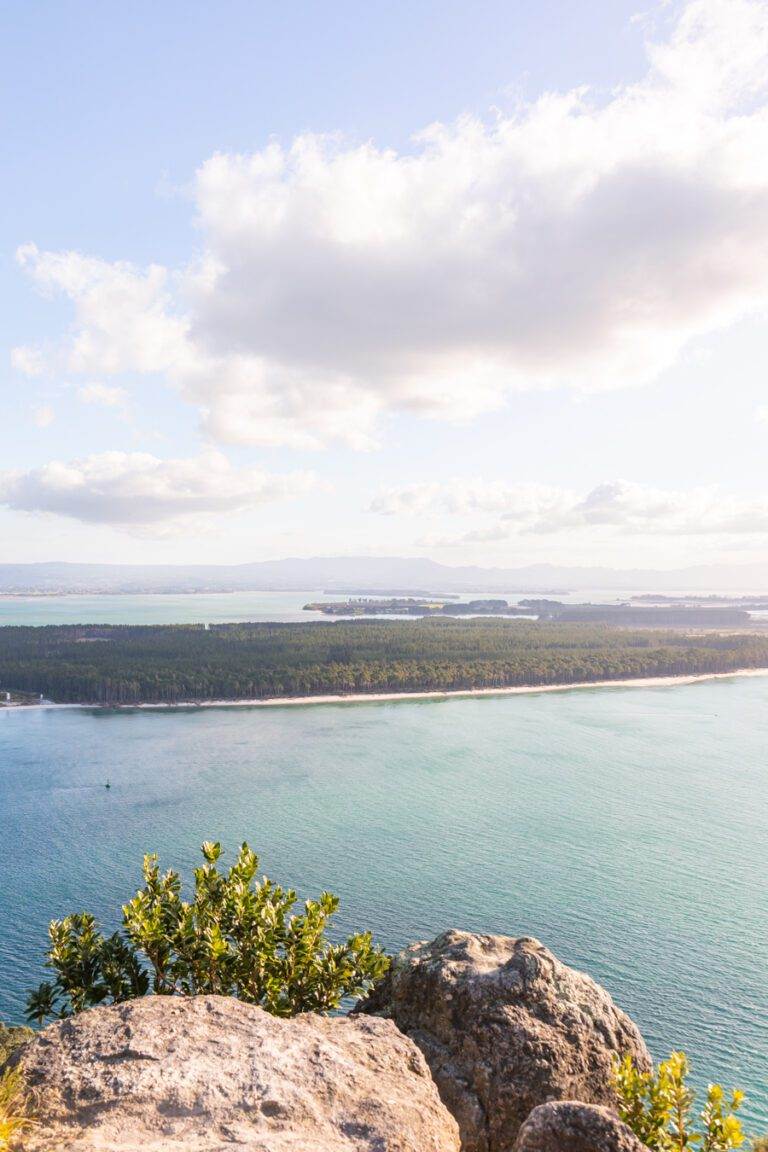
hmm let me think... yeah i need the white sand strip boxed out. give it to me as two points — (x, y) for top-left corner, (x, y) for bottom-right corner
(5, 666), (768, 711)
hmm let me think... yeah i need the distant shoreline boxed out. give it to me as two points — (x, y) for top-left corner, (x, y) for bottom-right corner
(4, 666), (768, 712)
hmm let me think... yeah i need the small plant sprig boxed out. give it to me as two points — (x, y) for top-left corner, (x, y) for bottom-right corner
(26, 841), (389, 1024)
(613, 1051), (745, 1152)
(0, 1067), (32, 1151)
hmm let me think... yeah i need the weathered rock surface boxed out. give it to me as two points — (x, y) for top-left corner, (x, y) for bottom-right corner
(513, 1102), (648, 1152)
(357, 930), (651, 1152)
(14, 994), (461, 1151)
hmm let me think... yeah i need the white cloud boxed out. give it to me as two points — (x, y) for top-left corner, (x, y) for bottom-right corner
(0, 451), (315, 532)
(31, 404), (55, 428)
(372, 479), (570, 518)
(373, 477), (768, 538)
(76, 382), (130, 413)
(548, 479), (768, 535)
(16, 244), (190, 377)
(13, 0), (768, 448)
(11, 345), (45, 377)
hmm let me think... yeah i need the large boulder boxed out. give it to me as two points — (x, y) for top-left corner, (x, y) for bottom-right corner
(357, 930), (651, 1152)
(514, 1102), (648, 1152)
(13, 994), (461, 1151)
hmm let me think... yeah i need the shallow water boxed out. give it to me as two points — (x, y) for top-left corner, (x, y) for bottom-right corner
(0, 590), (335, 626)
(1, 679), (767, 1127)
(0, 586), (631, 625)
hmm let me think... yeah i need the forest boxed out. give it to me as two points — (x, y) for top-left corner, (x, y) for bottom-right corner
(1, 620), (768, 705)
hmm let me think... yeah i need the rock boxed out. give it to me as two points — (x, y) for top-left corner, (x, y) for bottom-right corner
(14, 994), (461, 1151)
(513, 1102), (648, 1152)
(357, 930), (651, 1152)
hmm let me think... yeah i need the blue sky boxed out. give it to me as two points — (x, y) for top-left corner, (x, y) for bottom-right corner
(3, 0), (768, 568)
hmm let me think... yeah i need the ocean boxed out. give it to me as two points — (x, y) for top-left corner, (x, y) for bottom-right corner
(0, 586), (736, 626)
(1, 677), (766, 1129)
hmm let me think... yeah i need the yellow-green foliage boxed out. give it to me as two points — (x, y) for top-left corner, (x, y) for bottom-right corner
(613, 1051), (745, 1152)
(0, 1066), (30, 1151)
(0, 1026), (32, 1067)
(26, 841), (390, 1024)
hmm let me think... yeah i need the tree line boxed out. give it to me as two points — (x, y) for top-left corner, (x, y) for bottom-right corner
(1, 619), (767, 704)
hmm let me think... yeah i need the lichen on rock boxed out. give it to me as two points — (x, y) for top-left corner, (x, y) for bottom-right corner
(13, 994), (461, 1151)
(357, 929), (651, 1152)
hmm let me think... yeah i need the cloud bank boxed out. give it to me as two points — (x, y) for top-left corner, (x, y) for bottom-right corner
(11, 0), (768, 450)
(0, 452), (314, 533)
(373, 477), (768, 542)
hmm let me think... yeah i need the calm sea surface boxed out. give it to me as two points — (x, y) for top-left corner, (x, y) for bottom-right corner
(1, 679), (767, 1128)
(0, 586), (695, 626)
(0, 591), (340, 626)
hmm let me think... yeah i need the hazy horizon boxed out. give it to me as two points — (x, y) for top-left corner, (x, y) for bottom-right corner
(5, 553), (768, 595)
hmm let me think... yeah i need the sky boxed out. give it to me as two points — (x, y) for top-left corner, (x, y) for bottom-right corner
(3, 0), (768, 570)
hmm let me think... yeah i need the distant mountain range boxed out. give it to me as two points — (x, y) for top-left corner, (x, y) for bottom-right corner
(2, 557), (768, 594)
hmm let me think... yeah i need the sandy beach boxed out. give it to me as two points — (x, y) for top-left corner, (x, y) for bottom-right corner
(4, 666), (768, 711)
(182, 666), (768, 707)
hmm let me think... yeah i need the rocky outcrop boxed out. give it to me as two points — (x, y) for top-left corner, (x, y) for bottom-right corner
(9, 931), (654, 1151)
(357, 930), (651, 1152)
(14, 994), (461, 1151)
(513, 1102), (648, 1152)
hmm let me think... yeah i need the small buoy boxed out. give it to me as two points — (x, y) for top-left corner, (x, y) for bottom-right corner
(105, 781), (111, 790)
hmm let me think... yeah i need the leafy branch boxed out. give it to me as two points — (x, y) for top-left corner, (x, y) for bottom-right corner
(613, 1052), (745, 1152)
(26, 842), (389, 1024)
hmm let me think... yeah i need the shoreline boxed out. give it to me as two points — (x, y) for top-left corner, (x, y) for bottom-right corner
(4, 666), (768, 712)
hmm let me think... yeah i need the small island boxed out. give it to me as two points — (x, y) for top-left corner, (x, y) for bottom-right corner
(304, 597), (524, 616)
(305, 597), (753, 627)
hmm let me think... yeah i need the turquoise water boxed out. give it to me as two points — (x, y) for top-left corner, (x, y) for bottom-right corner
(0, 587), (625, 626)
(0, 589), (530, 626)
(0, 591), (336, 626)
(1, 680), (767, 1128)
(1, 589), (765, 628)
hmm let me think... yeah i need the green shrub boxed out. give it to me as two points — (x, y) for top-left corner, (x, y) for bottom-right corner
(26, 841), (389, 1024)
(0, 1066), (31, 1150)
(613, 1051), (745, 1151)
(0, 1026), (32, 1069)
